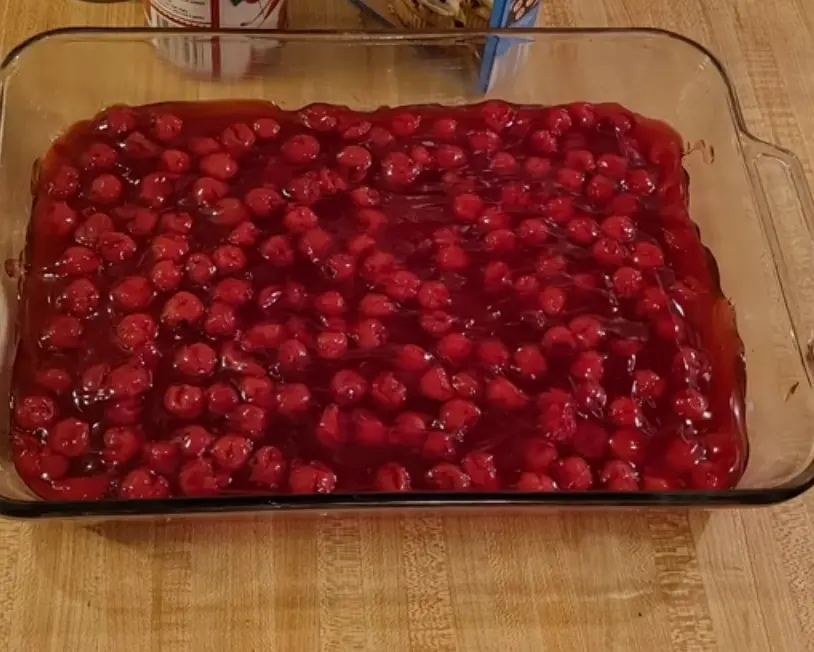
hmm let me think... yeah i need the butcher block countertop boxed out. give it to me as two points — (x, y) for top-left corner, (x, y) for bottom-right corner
(1, 1), (813, 650)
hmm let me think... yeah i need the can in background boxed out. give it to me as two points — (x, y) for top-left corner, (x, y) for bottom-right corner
(143, 0), (289, 78)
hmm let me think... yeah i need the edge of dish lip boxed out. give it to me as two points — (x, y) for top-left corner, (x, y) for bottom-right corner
(1, 26), (799, 171)
(1, 483), (812, 519)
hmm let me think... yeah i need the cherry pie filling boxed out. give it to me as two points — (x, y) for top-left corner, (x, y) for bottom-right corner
(9, 100), (746, 500)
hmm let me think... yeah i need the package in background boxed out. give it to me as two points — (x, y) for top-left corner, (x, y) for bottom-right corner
(143, 0), (289, 78)
(350, 0), (542, 91)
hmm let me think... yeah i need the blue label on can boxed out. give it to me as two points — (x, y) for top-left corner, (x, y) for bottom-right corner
(479, 0), (541, 91)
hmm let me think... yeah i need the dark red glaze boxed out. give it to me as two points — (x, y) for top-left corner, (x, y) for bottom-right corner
(10, 100), (746, 500)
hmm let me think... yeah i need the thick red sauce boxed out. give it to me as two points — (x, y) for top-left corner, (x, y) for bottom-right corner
(9, 100), (746, 500)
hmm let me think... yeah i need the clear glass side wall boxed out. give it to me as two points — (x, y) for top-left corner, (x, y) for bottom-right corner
(0, 30), (812, 506)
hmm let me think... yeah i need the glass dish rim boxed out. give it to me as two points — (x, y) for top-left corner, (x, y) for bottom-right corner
(1, 25), (813, 517)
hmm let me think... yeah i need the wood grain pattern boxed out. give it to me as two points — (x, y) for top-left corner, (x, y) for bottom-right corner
(0, 1), (813, 650)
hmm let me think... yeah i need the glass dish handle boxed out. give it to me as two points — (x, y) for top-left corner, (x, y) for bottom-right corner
(743, 137), (814, 374)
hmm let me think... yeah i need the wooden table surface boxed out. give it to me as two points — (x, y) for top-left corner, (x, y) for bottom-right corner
(1, 1), (813, 650)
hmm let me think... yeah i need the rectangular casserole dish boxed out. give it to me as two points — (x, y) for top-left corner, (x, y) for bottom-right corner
(1, 27), (814, 518)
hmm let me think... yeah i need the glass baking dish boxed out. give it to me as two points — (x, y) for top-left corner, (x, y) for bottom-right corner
(1, 26), (814, 519)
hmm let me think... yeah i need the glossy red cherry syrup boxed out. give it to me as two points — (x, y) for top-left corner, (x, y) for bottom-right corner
(9, 100), (746, 500)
